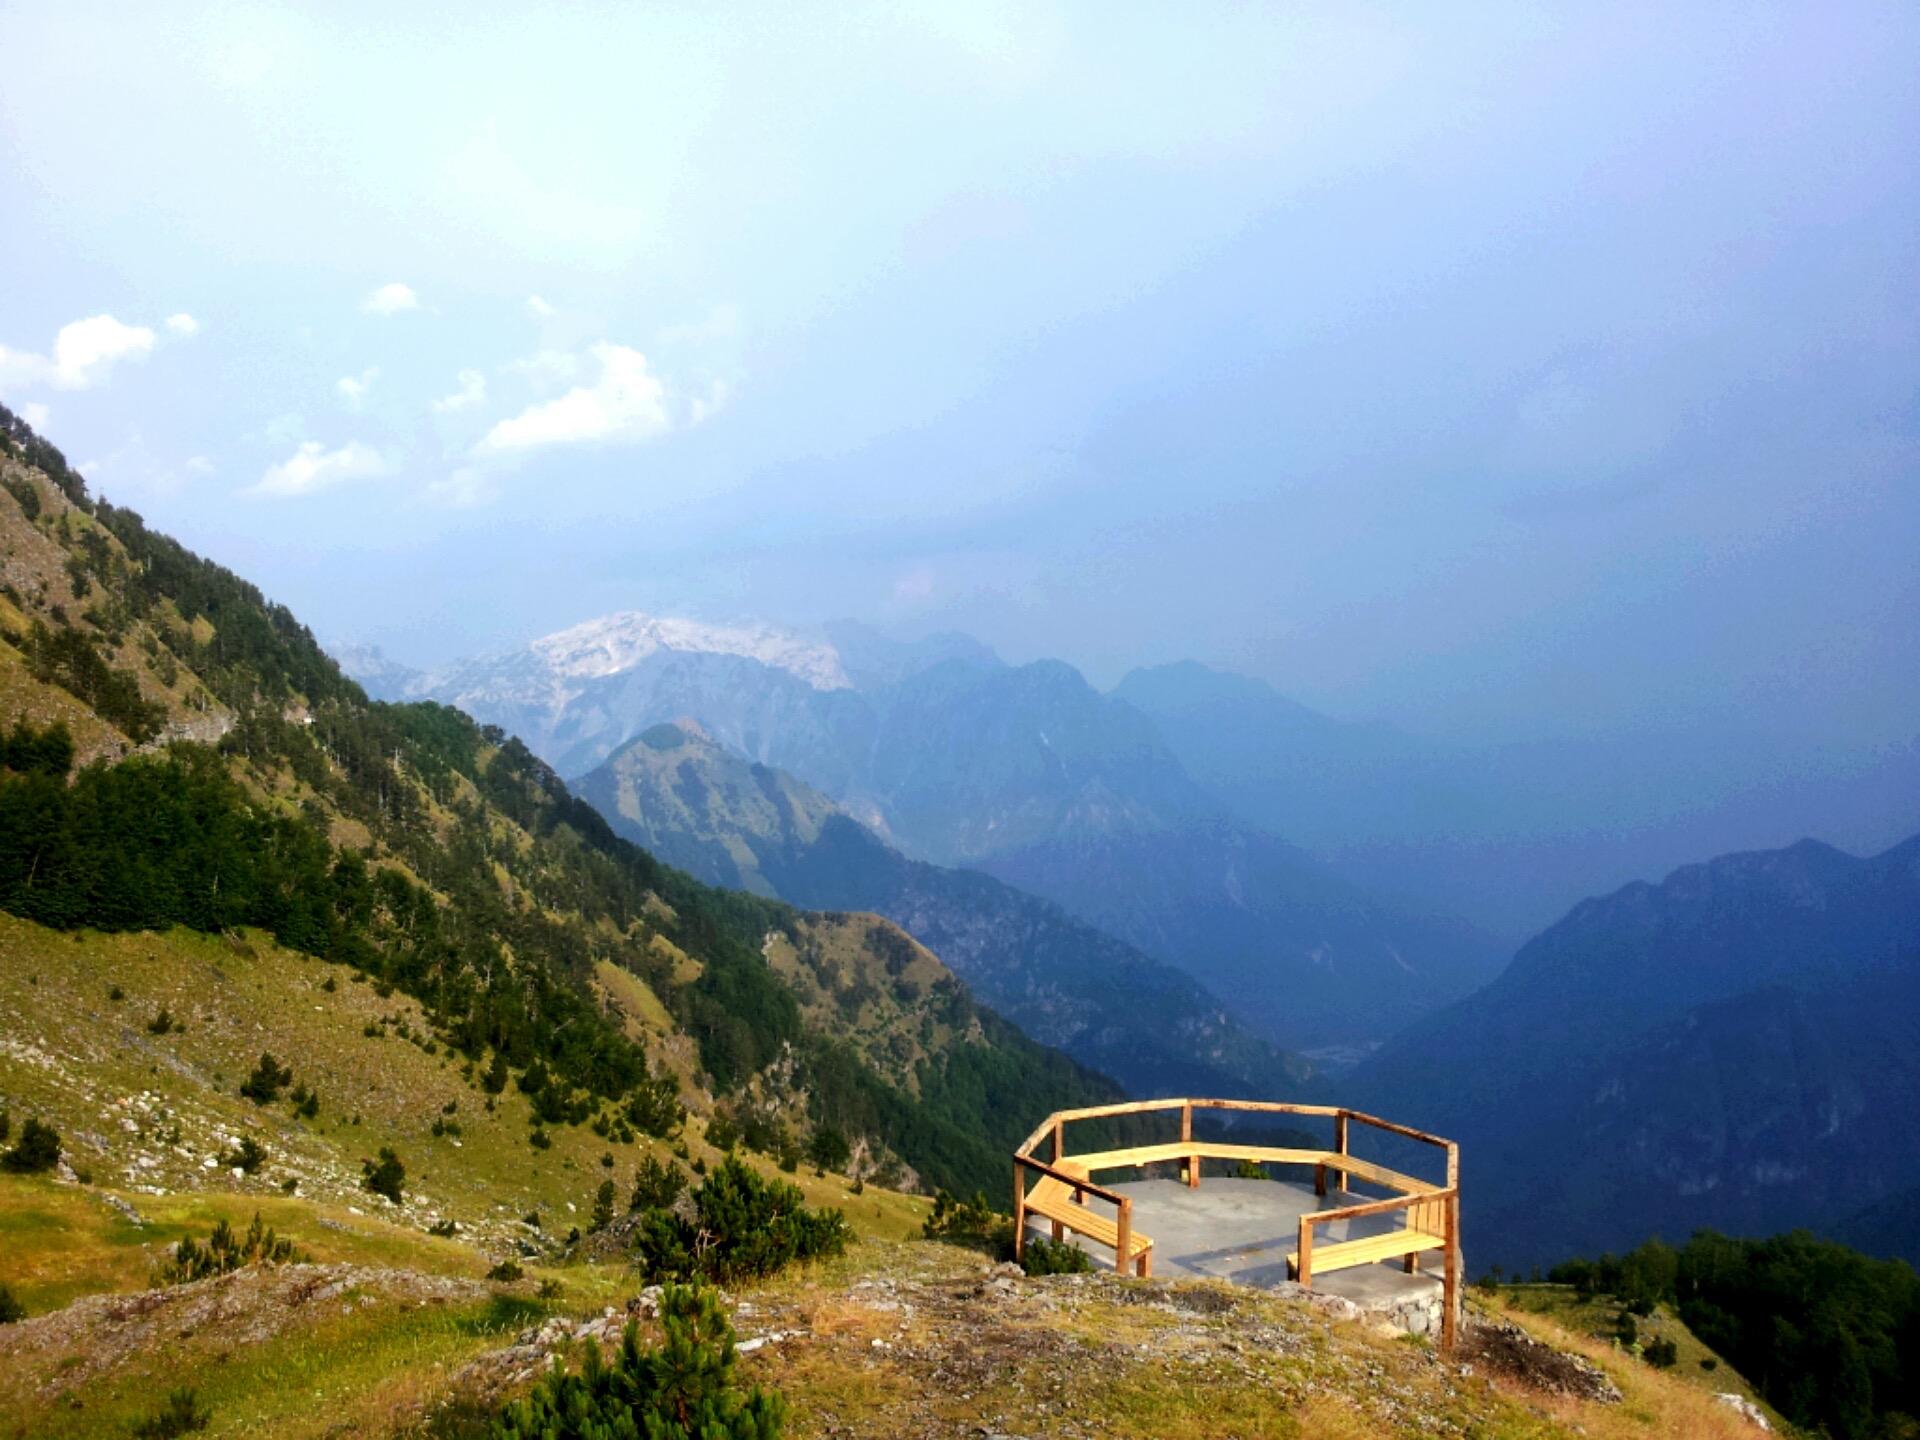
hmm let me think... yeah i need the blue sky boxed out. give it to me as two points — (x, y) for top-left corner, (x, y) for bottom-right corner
(2, 2), (1915, 759)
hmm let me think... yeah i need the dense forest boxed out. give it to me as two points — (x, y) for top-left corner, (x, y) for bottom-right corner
(1550, 1232), (1920, 1440)
(0, 403), (1122, 1198)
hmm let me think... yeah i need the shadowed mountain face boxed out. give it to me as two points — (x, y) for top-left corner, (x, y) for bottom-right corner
(975, 827), (1507, 1055)
(1114, 660), (1920, 942)
(573, 721), (1316, 1101)
(1348, 833), (1920, 1270)
(386, 620), (1504, 1053)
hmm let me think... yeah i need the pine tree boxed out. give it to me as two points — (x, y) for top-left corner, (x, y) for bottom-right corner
(493, 1283), (786, 1439)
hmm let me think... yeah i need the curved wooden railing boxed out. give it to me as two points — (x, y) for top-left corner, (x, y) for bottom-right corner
(1013, 1097), (1462, 1347)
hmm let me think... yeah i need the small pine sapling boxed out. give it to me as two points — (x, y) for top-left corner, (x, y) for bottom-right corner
(361, 1147), (405, 1203)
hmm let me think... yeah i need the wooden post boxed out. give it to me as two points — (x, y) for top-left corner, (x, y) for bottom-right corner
(1334, 1111), (1349, 1194)
(1441, 1189), (1460, 1350)
(1296, 1215), (1314, 1287)
(1013, 1159), (1027, 1262)
(1115, 1198), (1132, 1276)
(1314, 1160), (1327, 1197)
(1052, 1119), (1063, 1164)
(1182, 1101), (1198, 1187)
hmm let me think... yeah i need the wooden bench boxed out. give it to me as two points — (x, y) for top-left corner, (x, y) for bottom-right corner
(1024, 1161), (1155, 1277)
(1287, 1225), (1445, 1284)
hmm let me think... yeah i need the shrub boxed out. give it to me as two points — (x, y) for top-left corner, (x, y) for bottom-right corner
(493, 1283), (786, 1440)
(429, 1218), (459, 1237)
(481, 1050), (509, 1095)
(131, 1388), (211, 1439)
(1020, 1238), (1092, 1277)
(362, 1147), (405, 1203)
(632, 1156), (850, 1285)
(1233, 1159), (1267, 1181)
(706, 1113), (740, 1152)
(148, 1007), (179, 1035)
(591, 1179), (617, 1233)
(537, 1277), (565, 1301)
(922, 1189), (1009, 1253)
(486, 1259), (524, 1283)
(806, 1125), (851, 1175)
(0, 1283), (25, 1324)
(239, 1052), (294, 1104)
(154, 1212), (303, 1285)
(1, 718), (74, 777)
(0, 1109), (8, 1144)
(625, 1071), (684, 1139)
(1645, 1336), (1678, 1368)
(1, 1117), (61, 1174)
(219, 1136), (268, 1174)
(630, 1153), (688, 1213)
(289, 1083), (320, 1120)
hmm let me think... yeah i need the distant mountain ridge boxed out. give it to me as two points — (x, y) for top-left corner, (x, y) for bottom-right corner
(1348, 831), (1920, 1269)
(573, 719), (1316, 1101)
(358, 614), (1507, 1051)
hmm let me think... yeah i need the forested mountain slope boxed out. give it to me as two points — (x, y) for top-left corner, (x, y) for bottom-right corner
(0, 405), (1120, 1201)
(1349, 832), (1920, 1269)
(379, 618), (1503, 1052)
(574, 719), (1315, 1100)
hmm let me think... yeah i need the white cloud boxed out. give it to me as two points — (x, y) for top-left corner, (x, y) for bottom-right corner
(525, 295), (555, 318)
(433, 368), (487, 413)
(19, 401), (50, 432)
(360, 283), (420, 316)
(253, 440), (388, 497)
(423, 467), (494, 507)
(336, 367), (380, 408)
(1, 315), (158, 390)
(477, 343), (670, 456)
(164, 313), (200, 337)
(184, 455), (216, 476)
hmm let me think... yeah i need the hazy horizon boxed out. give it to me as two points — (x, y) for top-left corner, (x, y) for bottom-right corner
(4, 3), (1915, 766)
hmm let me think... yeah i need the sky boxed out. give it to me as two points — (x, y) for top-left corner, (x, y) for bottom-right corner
(2, 2), (1916, 768)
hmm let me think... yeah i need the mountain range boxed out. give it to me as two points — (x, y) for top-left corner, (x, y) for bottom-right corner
(348, 618), (1508, 1052)
(572, 718), (1313, 1100)
(1347, 832), (1920, 1269)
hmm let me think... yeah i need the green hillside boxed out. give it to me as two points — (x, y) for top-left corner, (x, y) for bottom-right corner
(0, 404), (1121, 1206)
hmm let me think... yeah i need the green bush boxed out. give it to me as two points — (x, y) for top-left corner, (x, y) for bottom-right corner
(806, 1125), (851, 1175)
(631, 1153), (688, 1213)
(154, 1212), (303, 1285)
(0, 1283), (25, 1324)
(239, 1052), (294, 1104)
(362, 1147), (405, 1203)
(131, 1388), (211, 1439)
(1, 718), (74, 777)
(493, 1283), (785, 1440)
(1233, 1159), (1267, 1180)
(922, 1189), (1010, 1253)
(1, 1117), (61, 1174)
(1644, 1336), (1678, 1368)
(219, 1136), (268, 1174)
(1020, 1238), (1092, 1277)
(591, 1179), (616, 1233)
(632, 1157), (850, 1285)
(486, 1260), (524, 1283)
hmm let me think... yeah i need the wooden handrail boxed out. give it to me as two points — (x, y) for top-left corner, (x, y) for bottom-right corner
(1013, 1153), (1131, 1209)
(1303, 1185), (1457, 1230)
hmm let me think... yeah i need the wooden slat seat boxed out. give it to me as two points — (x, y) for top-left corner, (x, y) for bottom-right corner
(1286, 1226), (1445, 1281)
(1024, 1162), (1154, 1277)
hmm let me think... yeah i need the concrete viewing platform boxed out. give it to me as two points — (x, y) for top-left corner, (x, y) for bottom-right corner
(1014, 1097), (1462, 1344)
(1023, 1175), (1446, 1334)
